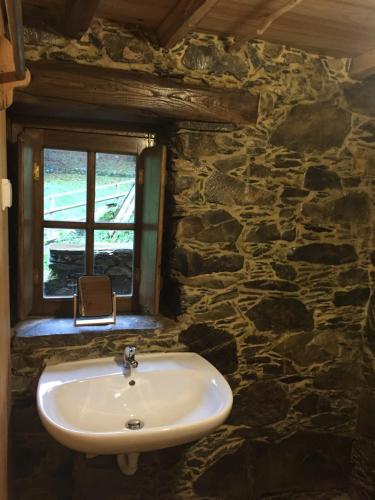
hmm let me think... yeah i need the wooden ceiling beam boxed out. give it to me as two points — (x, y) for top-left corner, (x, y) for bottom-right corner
(15, 60), (259, 125)
(64, 0), (100, 38)
(230, 0), (304, 52)
(157, 0), (219, 49)
(349, 49), (375, 80)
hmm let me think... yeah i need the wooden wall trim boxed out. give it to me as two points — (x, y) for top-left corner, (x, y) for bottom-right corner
(0, 1), (30, 109)
(0, 6), (11, 497)
(0, 100), (11, 500)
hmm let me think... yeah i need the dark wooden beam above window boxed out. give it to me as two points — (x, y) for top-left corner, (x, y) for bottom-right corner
(14, 61), (259, 126)
(64, 0), (100, 38)
(157, 0), (219, 49)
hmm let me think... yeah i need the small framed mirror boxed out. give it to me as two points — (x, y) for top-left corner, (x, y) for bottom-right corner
(73, 275), (116, 326)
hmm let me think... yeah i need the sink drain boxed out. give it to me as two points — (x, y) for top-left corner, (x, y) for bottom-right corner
(126, 419), (144, 430)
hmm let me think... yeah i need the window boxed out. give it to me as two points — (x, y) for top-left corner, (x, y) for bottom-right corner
(16, 128), (166, 319)
(42, 148), (137, 304)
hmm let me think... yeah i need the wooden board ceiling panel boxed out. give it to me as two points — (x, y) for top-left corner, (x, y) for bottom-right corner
(204, 0), (375, 30)
(198, 0), (375, 56)
(20, 0), (375, 60)
(95, 0), (174, 28)
(23, 0), (175, 29)
(23, 0), (63, 7)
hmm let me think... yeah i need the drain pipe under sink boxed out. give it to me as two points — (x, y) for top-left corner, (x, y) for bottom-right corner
(117, 453), (140, 475)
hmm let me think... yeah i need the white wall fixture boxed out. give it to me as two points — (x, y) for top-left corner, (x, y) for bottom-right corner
(1, 178), (12, 210)
(37, 352), (233, 475)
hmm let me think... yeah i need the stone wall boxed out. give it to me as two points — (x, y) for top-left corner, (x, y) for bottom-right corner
(45, 245), (133, 296)
(11, 16), (375, 499)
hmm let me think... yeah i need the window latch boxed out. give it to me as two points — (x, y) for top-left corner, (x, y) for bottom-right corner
(33, 162), (40, 181)
(138, 169), (144, 185)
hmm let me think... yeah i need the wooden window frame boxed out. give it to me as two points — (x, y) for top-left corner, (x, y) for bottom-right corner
(28, 128), (151, 316)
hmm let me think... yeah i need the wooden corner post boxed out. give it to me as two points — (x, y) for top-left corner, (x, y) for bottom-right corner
(0, 0), (30, 110)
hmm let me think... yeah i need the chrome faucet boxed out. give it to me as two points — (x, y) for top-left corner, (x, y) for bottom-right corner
(124, 345), (138, 372)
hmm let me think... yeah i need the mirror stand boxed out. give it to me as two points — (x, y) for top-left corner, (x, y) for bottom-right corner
(73, 292), (117, 326)
(73, 275), (117, 326)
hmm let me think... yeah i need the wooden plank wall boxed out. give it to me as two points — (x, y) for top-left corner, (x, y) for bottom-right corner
(0, 109), (10, 500)
(0, 8), (11, 500)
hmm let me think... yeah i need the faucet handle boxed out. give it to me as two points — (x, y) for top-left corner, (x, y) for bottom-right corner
(125, 345), (136, 359)
(124, 345), (138, 367)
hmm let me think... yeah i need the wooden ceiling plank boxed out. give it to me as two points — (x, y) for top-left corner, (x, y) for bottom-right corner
(96, 0), (173, 28)
(230, 0), (304, 51)
(157, 0), (219, 48)
(256, 0), (304, 36)
(21, 0), (375, 60)
(350, 48), (375, 80)
(17, 60), (259, 125)
(64, 0), (100, 38)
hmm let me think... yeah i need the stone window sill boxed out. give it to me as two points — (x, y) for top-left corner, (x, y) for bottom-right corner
(13, 315), (161, 342)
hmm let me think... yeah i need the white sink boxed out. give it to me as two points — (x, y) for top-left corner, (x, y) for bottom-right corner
(37, 352), (233, 457)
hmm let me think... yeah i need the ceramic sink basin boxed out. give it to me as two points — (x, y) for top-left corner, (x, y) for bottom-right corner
(37, 352), (233, 455)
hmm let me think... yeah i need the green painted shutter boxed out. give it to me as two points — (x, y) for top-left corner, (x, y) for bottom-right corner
(17, 133), (36, 319)
(138, 145), (167, 314)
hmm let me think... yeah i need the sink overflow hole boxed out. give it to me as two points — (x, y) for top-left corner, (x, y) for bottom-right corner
(126, 419), (144, 430)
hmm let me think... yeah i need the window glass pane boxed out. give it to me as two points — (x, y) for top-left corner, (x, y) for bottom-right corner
(94, 230), (134, 296)
(44, 148), (87, 222)
(44, 228), (86, 297)
(95, 153), (136, 223)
